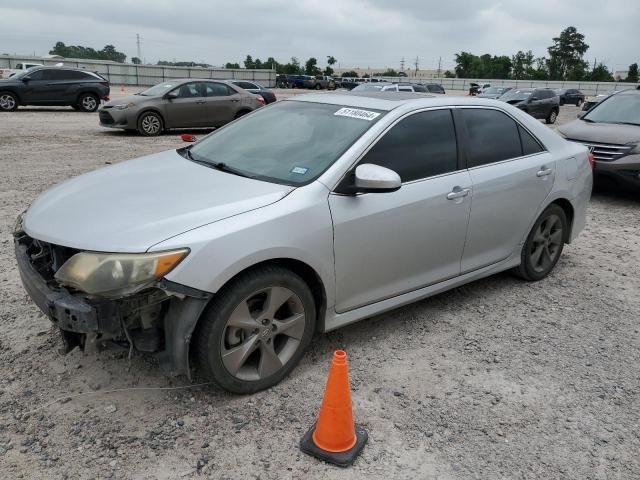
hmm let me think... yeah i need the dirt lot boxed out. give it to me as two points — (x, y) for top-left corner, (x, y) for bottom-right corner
(0, 92), (639, 480)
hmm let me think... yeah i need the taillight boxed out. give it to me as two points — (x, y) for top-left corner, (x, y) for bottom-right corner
(588, 152), (594, 169)
(256, 95), (265, 105)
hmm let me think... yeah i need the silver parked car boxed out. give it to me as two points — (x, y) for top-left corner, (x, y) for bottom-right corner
(98, 79), (264, 136)
(15, 92), (592, 393)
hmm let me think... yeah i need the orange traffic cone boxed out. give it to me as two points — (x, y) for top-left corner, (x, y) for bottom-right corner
(300, 350), (367, 467)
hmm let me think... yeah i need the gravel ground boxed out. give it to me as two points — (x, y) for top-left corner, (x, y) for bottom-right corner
(0, 93), (639, 480)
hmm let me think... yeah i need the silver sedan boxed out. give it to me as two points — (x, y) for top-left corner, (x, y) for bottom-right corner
(15, 92), (592, 393)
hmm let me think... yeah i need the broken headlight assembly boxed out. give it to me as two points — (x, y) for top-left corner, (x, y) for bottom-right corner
(54, 249), (189, 297)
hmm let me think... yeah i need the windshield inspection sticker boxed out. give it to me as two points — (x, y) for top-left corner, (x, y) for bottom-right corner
(334, 107), (381, 121)
(291, 166), (309, 175)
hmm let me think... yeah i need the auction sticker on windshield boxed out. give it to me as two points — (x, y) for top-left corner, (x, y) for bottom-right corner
(334, 107), (381, 121)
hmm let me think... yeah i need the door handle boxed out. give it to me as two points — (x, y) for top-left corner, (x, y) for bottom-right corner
(446, 187), (470, 200)
(231, 99), (240, 102)
(536, 167), (552, 177)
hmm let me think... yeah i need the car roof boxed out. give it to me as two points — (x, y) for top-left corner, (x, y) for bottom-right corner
(288, 91), (531, 112)
(32, 65), (95, 72)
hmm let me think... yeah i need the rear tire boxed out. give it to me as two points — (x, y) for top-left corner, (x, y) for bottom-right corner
(545, 108), (558, 124)
(514, 204), (567, 281)
(137, 111), (163, 136)
(78, 93), (99, 112)
(0, 91), (18, 111)
(194, 266), (316, 394)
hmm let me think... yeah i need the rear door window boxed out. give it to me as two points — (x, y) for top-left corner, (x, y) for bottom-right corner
(461, 109), (523, 167)
(204, 83), (233, 97)
(519, 126), (544, 155)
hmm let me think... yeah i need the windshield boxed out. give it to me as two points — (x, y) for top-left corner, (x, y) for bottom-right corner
(584, 93), (640, 125)
(138, 82), (178, 96)
(484, 86), (507, 94)
(500, 89), (533, 101)
(188, 101), (385, 186)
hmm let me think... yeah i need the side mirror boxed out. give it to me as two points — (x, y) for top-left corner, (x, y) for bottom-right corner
(348, 164), (401, 194)
(181, 133), (197, 142)
(165, 91), (178, 100)
(577, 111), (587, 119)
(21, 76), (31, 83)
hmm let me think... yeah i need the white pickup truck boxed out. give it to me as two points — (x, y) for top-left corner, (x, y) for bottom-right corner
(0, 62), (44, 79)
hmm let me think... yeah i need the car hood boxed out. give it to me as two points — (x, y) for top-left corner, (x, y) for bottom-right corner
(557, 120), (640, 145)
(24, 149), (294, 252)
(478, 94), (500, 99)
(101, 94), (157, 108)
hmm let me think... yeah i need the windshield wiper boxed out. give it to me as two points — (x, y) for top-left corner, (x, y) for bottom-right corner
(178, 148), (254, 179)
(610, 121), (640, 127)
(582, 118), (596, 123)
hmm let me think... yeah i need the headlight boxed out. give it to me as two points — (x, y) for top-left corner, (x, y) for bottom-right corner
(113, 102), (135, 110)
(13, 211), (25, 235)
(54, 249), (189, 297)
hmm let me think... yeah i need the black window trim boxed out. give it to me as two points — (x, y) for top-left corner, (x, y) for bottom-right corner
(332, 106), (464, 193)
(455, 106), (547, 171)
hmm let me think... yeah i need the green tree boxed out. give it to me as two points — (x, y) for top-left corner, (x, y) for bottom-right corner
(100, 44), (126, 63)
(225, 62), (240, 69)
(625, 63), (639, 83)
(454, 51), (476, 78)
(305, 57), (321, 76)
(511, 50), (534, 79)
(588, 63), (614, 82)
(244, 55), (254, 69)
(378, 68), (398, 77)
(547, 26), (589, 80)
(443, 70), (455, 78)
(131, 56), (141, 65)
(341, 70), (359, 78)
(49, 41), (126, 63)
(281, 57), (302, 74)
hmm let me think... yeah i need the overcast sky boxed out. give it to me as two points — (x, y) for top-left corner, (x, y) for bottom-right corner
(0, 0), (637, 72)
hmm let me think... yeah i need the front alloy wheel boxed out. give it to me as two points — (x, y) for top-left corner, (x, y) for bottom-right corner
(78, 93), (99, 112)
(195, 266), (316, 393)
(137, 112), (163, 136)
(0, 92), (18, 111)
(546, 109), (558, 124)
(515, 204), (567, 281)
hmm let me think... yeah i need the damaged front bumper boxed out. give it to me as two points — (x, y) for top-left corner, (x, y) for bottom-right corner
(14, 233), (212, 378)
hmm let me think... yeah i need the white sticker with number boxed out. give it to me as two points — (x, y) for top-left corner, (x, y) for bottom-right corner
(334, 107), (381, 121)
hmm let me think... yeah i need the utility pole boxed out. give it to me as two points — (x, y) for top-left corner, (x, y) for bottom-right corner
(136, 33), (142, 62)
(400, 57), (405, 73)
(414, 56), (419, 75)
(437, 57), (442, 78)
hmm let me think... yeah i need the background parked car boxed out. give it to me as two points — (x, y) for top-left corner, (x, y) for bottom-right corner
(230, 80), (276, 104)
(98, 79), (263, 136)
(554, 88), (585, 106)
(337, 77), (358, 90)
(288, 75), (312, 88)
(425, 83), (446, 94)
(478, 86), (512, 99)
(557, 89), (640, 189)
(0, 66), (110, 112)
(500, 87), (560, 124)
(303, 75), (336, 90)
(381, 83), (429, 93)
(582, 90), (621, 111)
(0, 62), (43, 79)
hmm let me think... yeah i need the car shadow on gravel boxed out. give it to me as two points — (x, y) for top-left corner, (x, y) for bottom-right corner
(98, 128), (216, 138)
(592, 183), (640, 204)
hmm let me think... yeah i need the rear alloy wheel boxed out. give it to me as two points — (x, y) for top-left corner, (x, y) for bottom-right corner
(78, 93), (99, 112)
(576, 98), (583, 107)
(515, 204), (567, 281)
(195, 266), (316, 393)
(546, 109), (558, 124)
(0, 92), (18, 111)
(137, 112), (163, 136)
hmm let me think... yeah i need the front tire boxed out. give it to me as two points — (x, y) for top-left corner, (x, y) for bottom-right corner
(137, 111), (163, 136)
(195, 266), (316, 394)
(0, 92), (18, 111)
(78, 93), (99, 112)
(545, 108), (558, 124)
(515, 204), (567, 281)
